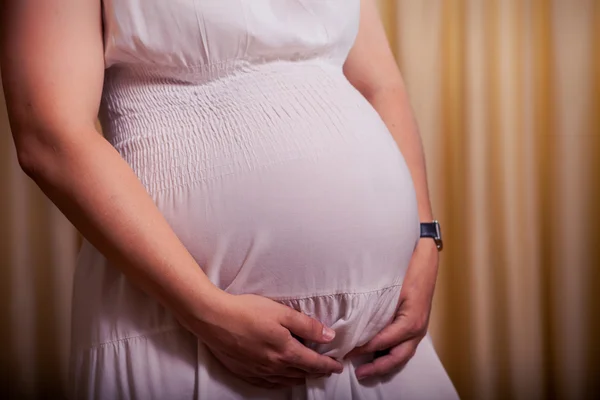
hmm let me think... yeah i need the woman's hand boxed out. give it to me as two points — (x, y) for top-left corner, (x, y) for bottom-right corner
(345, 239), (440, 380)
(184, 292), (344, 389)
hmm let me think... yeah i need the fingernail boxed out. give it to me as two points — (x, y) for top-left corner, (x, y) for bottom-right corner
(322, 326), (335, 341)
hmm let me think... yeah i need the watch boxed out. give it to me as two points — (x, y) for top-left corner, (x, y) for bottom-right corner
(420, 220), (443, 251)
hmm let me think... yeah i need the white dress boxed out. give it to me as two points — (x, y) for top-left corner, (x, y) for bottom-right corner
(68, 0), (460, 399)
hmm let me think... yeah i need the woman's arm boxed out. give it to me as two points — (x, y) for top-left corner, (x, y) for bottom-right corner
(343, 0), (440, 379)
(0, 0), (341, 387)
(1, 0), (220, 327)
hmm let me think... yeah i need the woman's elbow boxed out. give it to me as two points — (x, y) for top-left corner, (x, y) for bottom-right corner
(12, 124), (66, 180)
(14, 136), (48, 180)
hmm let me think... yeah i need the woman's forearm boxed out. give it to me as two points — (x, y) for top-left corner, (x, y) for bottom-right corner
(19, 128), (224, 325)
(366, 84), (434, 223)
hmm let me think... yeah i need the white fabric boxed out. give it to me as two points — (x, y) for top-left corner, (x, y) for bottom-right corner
(69, 1), (459, 399)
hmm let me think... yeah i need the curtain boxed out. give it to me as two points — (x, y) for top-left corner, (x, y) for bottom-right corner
(1, 1), (598, 398)
(377, 0), (600, 399)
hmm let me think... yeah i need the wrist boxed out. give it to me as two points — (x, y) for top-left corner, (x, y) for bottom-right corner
(415, 238), (439, 260)
(403, 240), (440, 294)
(167, 275), (232, 328)
(419, 220), (443, 251)
(191, 286), (234, 324)
(417, 205), (434, 223)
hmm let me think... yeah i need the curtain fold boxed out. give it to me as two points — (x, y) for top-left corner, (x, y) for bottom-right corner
(1, 1), (598, 398)
(381, 0), (599, 399)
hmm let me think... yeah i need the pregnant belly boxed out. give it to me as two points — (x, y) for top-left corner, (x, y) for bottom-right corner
(163, 142), (418, 357)
(101, 61), (420, 355)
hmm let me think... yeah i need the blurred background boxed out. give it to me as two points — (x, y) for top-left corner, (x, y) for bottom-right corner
(1, 0), (599, 399)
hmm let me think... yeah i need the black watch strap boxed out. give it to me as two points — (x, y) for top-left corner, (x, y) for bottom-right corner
(420, 221), (443, 251)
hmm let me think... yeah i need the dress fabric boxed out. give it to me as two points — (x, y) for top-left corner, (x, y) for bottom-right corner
(68, 0), (459, 399)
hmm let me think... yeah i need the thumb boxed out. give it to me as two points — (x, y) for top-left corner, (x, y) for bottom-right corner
(281, 309), (336, 344)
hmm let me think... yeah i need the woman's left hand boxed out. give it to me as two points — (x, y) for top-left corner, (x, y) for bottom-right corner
(345, 239), (440, 380)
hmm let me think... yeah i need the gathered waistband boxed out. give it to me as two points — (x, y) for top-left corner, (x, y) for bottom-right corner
(99, 60), (378, 194)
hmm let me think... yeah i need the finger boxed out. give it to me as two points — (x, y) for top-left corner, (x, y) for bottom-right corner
(281, 309), (336, 344)
(286, 340), (343, 374)
(290, 332), (305, 345)
(355, 341), (416, 380)
(345, 319), (411, 358)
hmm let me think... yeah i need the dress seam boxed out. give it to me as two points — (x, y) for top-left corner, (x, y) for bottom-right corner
(271, 283), (402, 302)
(109, 57), (339, 78)
(74, 284), (402, 352)
(80, 325), (183, 352)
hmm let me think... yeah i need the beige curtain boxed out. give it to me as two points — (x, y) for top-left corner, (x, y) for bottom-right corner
(378, 0), (600, 399)
(1, 1), (598, 398)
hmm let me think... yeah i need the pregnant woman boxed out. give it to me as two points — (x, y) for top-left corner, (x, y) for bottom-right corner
(1, 0), (459, 399)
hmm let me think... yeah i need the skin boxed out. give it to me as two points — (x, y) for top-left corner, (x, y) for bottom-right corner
(0, 0), (439, 389)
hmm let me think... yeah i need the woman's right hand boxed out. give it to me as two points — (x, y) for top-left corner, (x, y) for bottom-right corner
(184, 292), (343, 388)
